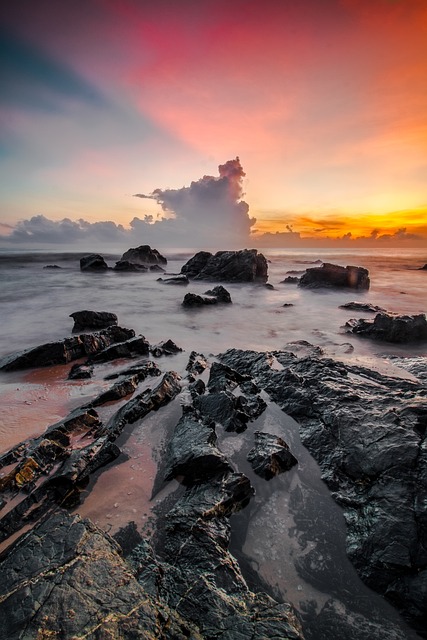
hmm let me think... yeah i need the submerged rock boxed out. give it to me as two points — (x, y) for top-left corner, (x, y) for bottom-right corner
(113, 259), (148, 272)
(120, 245), (167, 265)
(282, 276), (300, 284)
(182, 292), (218, 307)
(181, 249), (268, 282)
(346, 312), (427, 343)
(80, 253), (109, 271)
(247, 431), (298, 480)
(88, 335), (150, 363)
(299, 263), (370, 290)
(68, 362), (94, 379)
(70, 309), (118, 331)
(339, 302), (386, 313)
(158, 274), (189, 285)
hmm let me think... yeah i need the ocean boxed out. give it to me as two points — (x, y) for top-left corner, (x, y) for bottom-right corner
(0, 246), (426, 639)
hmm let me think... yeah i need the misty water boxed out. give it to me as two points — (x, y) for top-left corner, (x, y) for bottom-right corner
(0, 247), (426, 639)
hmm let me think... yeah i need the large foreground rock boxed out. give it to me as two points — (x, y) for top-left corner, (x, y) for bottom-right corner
(219, 347), (427, 636)
(299, 263), (370, 290)
(181, 249), (268, 282)
(346, 312), (427, 343)
(120, 244), (167, 265)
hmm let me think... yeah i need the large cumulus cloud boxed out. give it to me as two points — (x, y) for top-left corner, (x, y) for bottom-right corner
(134, 157), (256, 246)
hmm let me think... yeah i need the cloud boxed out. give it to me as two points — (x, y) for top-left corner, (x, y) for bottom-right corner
(134, 157), (256, 246)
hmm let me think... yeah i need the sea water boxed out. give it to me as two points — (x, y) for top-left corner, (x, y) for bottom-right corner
(0, 247), (426, 639)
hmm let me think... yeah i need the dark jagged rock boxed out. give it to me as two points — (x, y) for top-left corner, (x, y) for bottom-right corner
(113, 259), (148, 272)
(0, 408), (119, 543)
(163, 410), (232, 482)
(106, 371), (181, 436)
(180, 251), (212, 278)
(68, 362), (94, 379)
(283, 303), (295, 307)
(103, 360), (161, 381)
(70, 309), (118, 331)
(339, 302), (386, 313)
(80, 253), (109, 271)
(157, 274), (189, 284)
(82, 375), (139, 408)
(194, 390), (266, 433)
(120, 245), (167, 265)
(0, 511), (202, 640)
(299, 263), (370, 290)
(247, 431), (298, 480)
(151, 472), (302, 639)
(218, 346), (427, 635)
(282, 276), (300, 284)
(0, 326), (135, 371)
(346, 312), (427, 343)
(186, 351), (208, 376)
(150, 339), (183, 357)
(88, 335), (150, 363)
(181, 249), (268, 283)
(419, 264), (427, 270)
(182, 292), (218, 306)
(149, 264), (165, 272)
(204, 284), (232, 303)
(207, 361), (253, 393)
(43, 264), (61, 269)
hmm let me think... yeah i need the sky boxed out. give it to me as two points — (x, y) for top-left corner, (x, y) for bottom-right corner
(1, 0), (426, 250)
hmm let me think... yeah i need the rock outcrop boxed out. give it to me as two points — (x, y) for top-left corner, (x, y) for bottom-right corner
(80, 253), (109, 271)
(70, 309), (118, 331)
(299, 263), (370, 290)
(346, 312), (427, 343)
(339, 302), (386, 313)
(120, 245), (167, 265)
(219, 347), (427, 635)
(0, 326), (135, 371)
(247, 431), (298, 480)
(181, 249), (268, 282)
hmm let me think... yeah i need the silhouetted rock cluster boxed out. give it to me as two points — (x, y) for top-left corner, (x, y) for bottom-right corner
(346, 312), (427, 343)
(299, 263), (370, 290)
(181, 248), (268, 282)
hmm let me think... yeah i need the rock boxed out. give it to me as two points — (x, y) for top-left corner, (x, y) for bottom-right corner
(419, 264), (427, 270)
(103, 361), (161, 381)
(264, 283), (275, 290)
(346, 312), (427, 343)
(120, 245), (167, 265)
(182, 293), (218, 307)
(158, 274), (189, 284)
(150, 339), (182, 357)
(299, 263), (370, 290)
(82, 375), (139, 409)
(180, 251), (212, 278)
(339, 302), (386, 313)
(113, 259), (148, 272)
(0, 408), (120, 543)
(68, 362), (94, 379)
(43, 264), (61, 269)
(88, 335), (150, 363)
(283, 303), (294, 307)
(149, 264), (165, 272)
(281, 276), (300, 284)
(80, 253), (109, 271)
(218, 346), (427, 634)
(185, 351), (208, 376)
(194, 390), (266, 433)
(70, 309), (118, 331)
(0, 326), (135, 371)
(247, 431), (298, 480)
(181, 249), (268, 282)
(106, 371), (182, 437)
(207, 361), (253, 393)
(163, 410), (232, 482)
(204, 285), (232, 303)
(0, 511), (202, 640)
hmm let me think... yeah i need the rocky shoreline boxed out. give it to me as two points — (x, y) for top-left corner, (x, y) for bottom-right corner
(0, 249), (426, 639)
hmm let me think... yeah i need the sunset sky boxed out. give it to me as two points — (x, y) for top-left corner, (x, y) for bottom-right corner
(1, 0), (426, 248)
